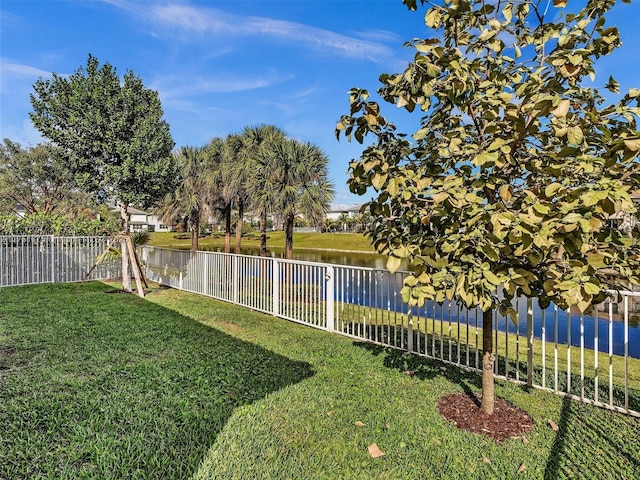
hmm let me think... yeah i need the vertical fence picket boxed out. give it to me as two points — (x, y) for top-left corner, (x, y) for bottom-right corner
(527, 298), (534, 387)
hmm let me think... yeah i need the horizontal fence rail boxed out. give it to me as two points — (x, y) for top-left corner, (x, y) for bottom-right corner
(0, 235), (121, 287)
(142, 246), (640, 417)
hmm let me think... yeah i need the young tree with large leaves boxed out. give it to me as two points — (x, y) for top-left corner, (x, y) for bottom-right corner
(337, 0), (640, 415)
(30, 54), (176, 294)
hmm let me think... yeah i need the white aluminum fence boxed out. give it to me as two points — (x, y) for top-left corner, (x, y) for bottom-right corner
(141, 246), (640, 417)
(0, 235), (121, 287)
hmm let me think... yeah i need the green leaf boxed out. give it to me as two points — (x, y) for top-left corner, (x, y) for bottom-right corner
(551, 99), (570, 118)
(425, 8), (441, 28)
(371, 173), (387, 190)
(567, 126), (583, 145)
(499, 184), (513, 201)
(587, 253), (608, 269)
(433, 191), (449, 204)
(387, 256), (402, 274)
(502, 3), (513, 23)
(472, 151), (499, 166)
(533, 203), (550, 215)
(623, 138), (640, 152)
(580, 190), (608, 207)
(387, 178), (400, 196)
(544, 183), (562, 198)
(483, 270), (501, 286)
(562, 213), (583, 224)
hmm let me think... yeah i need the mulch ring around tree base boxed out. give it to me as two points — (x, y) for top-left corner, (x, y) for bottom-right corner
(438, 393), (534, 442)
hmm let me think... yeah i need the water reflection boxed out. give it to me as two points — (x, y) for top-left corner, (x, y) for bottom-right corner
(202, 245), (390, 269)
(200, 245), (640, 358)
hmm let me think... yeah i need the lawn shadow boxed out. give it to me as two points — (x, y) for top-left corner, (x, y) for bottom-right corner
(345, 321), (640, 413)
(353, 341), (640, 478)
(353, 342), (482, 403)
(543, 397), (640, 479)
(0, 282), (314, 479)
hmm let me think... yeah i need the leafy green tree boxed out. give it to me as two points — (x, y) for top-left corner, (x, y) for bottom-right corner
(0, 211), (118, 236)
(0, 139), (87, 215)
(30, 54), (175, 293)
(155, 146), (215, 252)
(268, 138), (334, 259)
(338, 0), (640, 414)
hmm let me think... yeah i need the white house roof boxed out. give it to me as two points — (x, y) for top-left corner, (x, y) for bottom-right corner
(329, 204), (363, 213)
(112, 206), (149, 215)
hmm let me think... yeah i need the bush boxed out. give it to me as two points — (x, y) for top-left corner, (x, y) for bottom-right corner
(0, 212), (118, 236)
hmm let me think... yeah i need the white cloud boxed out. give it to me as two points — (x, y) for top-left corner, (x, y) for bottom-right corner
(355, 29), (401, 44)
(151, 70), (294, 100)
(0, 119), (43, 146)
(104, 1), (395, 63)
(0, 59), (51, 78)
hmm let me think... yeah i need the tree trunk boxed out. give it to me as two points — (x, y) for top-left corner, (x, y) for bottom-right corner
(191, 217), (199, 252)
(285, 213), (294, 260)
(235, 201), (244, 254)
(481, 308), (495, 415)
(259, 207), (268, 257)
(119, 204), (132, 293)
(224, 205), (231, 253)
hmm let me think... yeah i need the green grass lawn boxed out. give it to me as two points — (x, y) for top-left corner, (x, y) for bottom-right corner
(1, 282), (639, 479)
(148, 230), (376, 253)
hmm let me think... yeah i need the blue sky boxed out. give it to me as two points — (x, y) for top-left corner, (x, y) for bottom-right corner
(1, 0), (639, 206)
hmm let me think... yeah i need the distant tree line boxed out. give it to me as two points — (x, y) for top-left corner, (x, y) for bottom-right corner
(1, 55), (335, 265)
(157, 125), (335, 256)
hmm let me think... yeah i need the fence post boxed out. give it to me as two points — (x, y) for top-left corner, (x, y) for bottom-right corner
(407, 311), (414, 353)
(326, 265), (334, 333)
(203, 252), (209, 296)
(272, 259), (280, 317)
(232, 255), (239, 305)
(527, 297), (534, 387)
(50, 235), (55, 283)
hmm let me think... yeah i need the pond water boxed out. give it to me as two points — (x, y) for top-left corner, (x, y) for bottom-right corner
(201, 245), (640, 358)
(202, 245), (389, 269)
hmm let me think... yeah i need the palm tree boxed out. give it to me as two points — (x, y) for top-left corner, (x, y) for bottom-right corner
(154, 146), (214, 252)
(207, 137), (235, 253)
(268, 138), (334, 259)
(240, 125), (287, 256)
(223, 134), (247, 254)
(337, 213), (350, 232)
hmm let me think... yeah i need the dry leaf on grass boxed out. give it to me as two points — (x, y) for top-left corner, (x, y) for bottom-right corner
(368, 444), (385, 458)
(482, 455), (491, 464)
(522, 437), (529, 445)
(354, 421), (365, 427)
(517, 463), (526, 474)
(327, 411), (335, 416)
(548, 419), (559, 431)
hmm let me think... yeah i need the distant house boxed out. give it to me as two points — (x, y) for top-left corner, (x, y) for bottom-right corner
(15, 205), (27, 218)
(326, 204), (362, 221)
(115, 207), (172, 233)
(609, 191), (640, 234)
